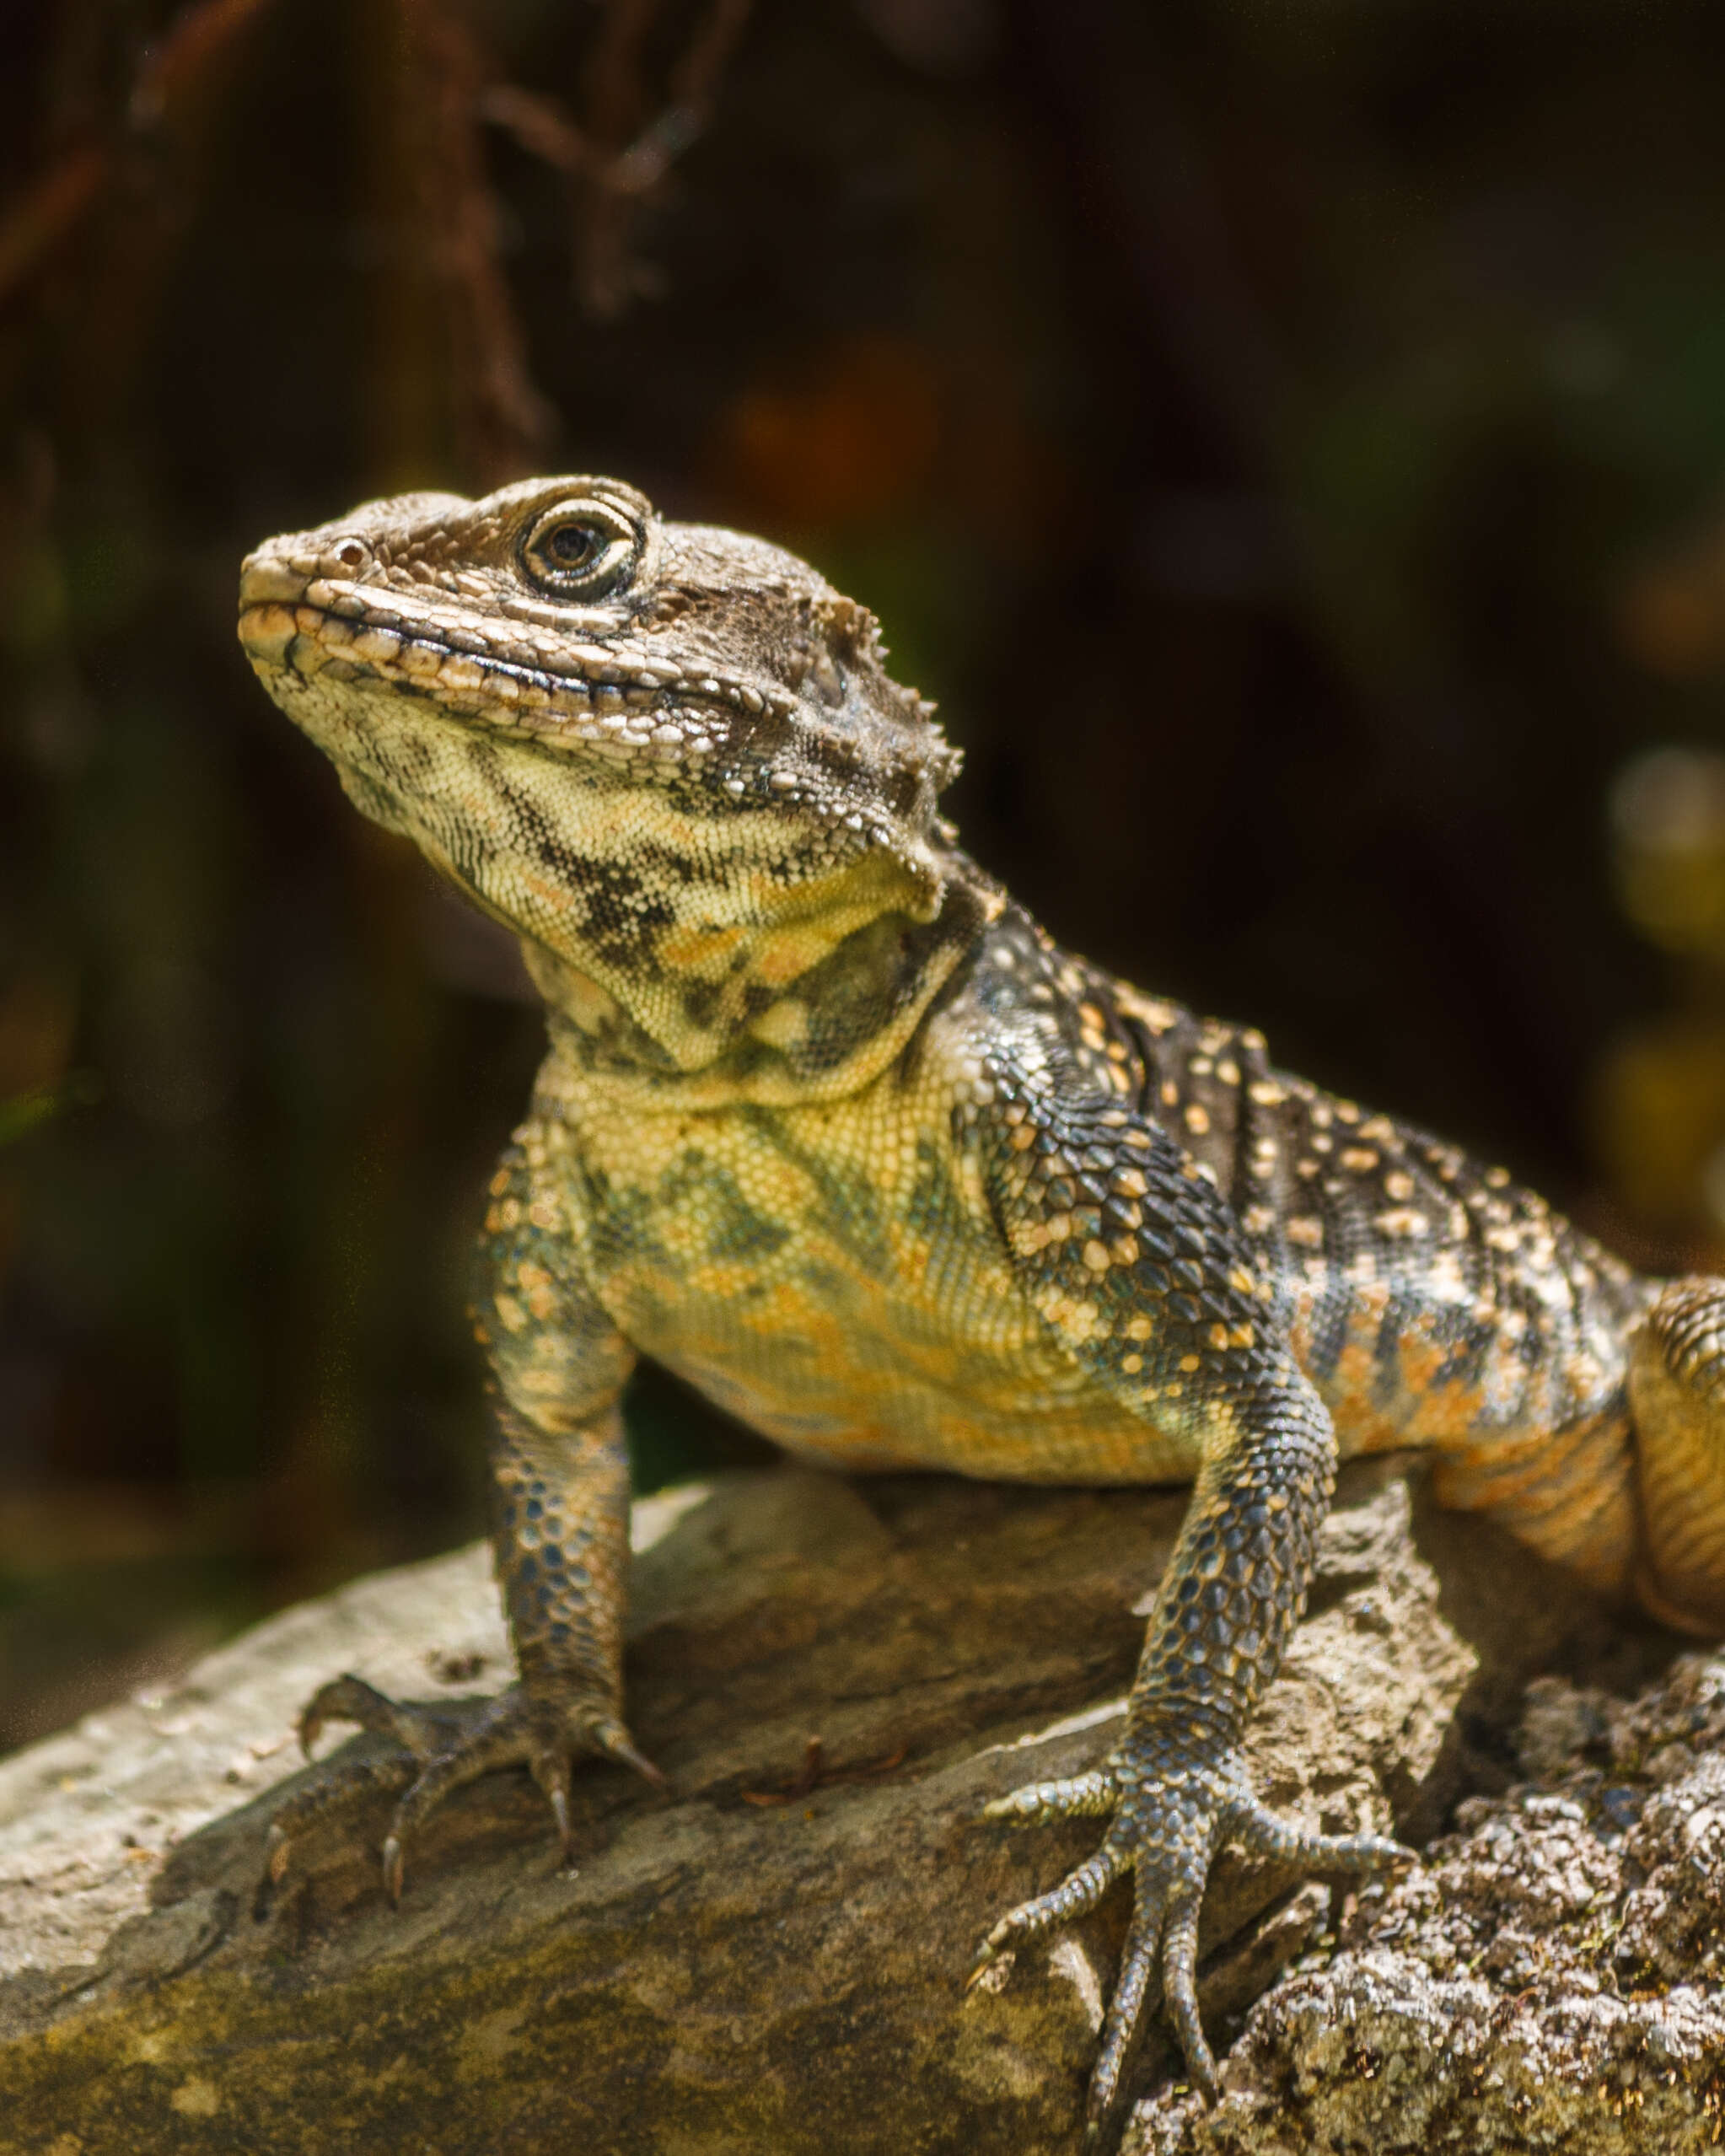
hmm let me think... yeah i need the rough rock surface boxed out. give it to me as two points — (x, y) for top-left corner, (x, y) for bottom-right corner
(0, 1460), (1712, 2153)
(1128, 1651), (1725, 2156)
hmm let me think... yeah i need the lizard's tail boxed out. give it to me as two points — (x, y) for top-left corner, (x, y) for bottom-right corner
(1630, 1277), (1725, 1633)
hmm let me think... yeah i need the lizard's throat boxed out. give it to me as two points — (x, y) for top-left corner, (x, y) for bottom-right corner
(320, 718), (974, 1086)
(512, 836), (945, 1056)
(271, 653), (979, 1087)
(518, 874), (987, 1101)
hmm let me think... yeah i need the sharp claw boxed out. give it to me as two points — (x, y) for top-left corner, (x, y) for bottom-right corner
(254, 1825), (293, 1922)
(548, 1782), (574, 1865)
(598, 1723), (667, 1791)
(1169, 1995), (1221, 2107)
(298, 1710), (321, 1761)
(382, 1833), (405, 1906)
(963, 1944), (998, 1992)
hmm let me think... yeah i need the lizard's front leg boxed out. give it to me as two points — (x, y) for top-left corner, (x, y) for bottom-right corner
(263, 1123), (657, 1903)
(969, 1084), (1403, 2129)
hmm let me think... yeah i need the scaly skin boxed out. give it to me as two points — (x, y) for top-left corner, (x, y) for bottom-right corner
(238, 475), (1725, 2136)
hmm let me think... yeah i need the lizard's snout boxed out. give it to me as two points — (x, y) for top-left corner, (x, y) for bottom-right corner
(239, 529), (374, 609)
(237, 546), (304, 667)
(238, 551), (306, 607)
(239, 533), (379, 669)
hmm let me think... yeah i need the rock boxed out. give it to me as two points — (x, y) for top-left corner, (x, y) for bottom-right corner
(0, 1460), (1690, 2153)
(1126, 1654), (1725, 2156)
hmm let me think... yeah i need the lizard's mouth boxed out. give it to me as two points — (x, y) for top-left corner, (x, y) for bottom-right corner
(236, 529), (958, 885)
(237, 569), (739, 775)
(238, 565), (940, 861)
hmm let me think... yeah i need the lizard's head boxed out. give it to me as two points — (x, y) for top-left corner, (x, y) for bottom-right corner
(239, 476), (976, 1076)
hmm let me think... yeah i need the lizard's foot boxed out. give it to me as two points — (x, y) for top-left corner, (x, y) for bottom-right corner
(259, 1673), (664, 1910)
(969, 1735), (1405, 2132)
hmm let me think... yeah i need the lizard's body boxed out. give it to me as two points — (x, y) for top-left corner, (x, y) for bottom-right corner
(238, 476), (1725, 2138)
(531, 927), (1647, 1524)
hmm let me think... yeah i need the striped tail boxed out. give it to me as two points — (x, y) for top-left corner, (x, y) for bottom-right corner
(1630, 1277), (1725, 1632)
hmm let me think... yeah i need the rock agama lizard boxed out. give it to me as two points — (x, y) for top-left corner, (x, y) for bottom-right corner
(237, 476), (1725, 2133)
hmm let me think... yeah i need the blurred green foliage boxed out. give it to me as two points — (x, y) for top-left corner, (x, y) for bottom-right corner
(3, 0), (1725, 1747)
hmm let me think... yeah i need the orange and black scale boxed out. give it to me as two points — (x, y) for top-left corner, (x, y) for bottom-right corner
(958, 903), (1656, 1596)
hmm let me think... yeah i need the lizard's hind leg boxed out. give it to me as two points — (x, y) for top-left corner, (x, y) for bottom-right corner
(1630, 1277), (1725, 1632)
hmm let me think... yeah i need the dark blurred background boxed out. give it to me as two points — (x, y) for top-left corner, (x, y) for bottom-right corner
(5, 0), (1725, 1752)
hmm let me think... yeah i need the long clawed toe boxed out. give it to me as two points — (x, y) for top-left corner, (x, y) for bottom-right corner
(1218, 1793), (1409, 1879)
(1085, 1878), (1208, 2132)
(979, 1767), (1118, 1827)
(591, 1718), (669, 1790)
(252, 1748), (418, 1917)
(295, 1673), (466, 1763)
(966, 1846), (1125, 1990)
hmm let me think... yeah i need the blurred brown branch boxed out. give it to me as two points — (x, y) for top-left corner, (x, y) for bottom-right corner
(379, 0), (556, 488)
(481, 0), (754, 320)
(0, 0), (755, 481)
(128, 0), (280, 126)
(0, 0), (281, 311)
(0, 146), (106, 310)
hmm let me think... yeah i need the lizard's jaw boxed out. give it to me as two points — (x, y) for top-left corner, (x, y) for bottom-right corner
(237, 567), (743, 778)
(238, 551), (947, 875)
(241, 590), (953, 1075)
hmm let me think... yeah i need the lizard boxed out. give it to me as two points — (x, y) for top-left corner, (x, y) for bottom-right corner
(237, 473), (1725, 2138)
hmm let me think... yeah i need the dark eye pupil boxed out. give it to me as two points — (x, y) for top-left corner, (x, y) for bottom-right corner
(546, 522), (599, 567)
(521, 504), (637, 595)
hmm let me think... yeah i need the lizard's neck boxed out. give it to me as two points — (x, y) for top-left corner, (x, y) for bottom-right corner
(520, 852), (1002, 1110)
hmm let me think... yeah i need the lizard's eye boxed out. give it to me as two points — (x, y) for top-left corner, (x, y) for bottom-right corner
(519, 499), (640, 599)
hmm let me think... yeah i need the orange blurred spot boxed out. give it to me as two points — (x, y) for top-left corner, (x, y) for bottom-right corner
(1615, 531), (1725, 680)
(712, 336), (942, 527)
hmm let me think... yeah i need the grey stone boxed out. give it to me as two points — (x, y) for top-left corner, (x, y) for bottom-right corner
(1125, 1638), (1725, 2156)
(0, 1460), (1709, 2154)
